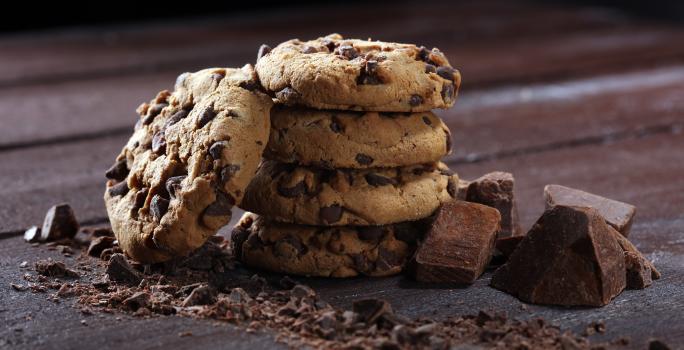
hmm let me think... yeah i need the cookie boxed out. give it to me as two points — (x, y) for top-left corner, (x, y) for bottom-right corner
(266, 106), (452, 168)
(256, 33), (461, 112)
(240, 160), (459, 226)
(231, 212), (423, 277)
(104, 65), (272, 263)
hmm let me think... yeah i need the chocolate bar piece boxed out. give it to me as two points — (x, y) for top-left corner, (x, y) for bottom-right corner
(466, 172), (522, 238)
(411, 200), (500, 284)
(41, 203), (79, 241)
(544, 184), (636, 236)
(491, 205), (626, 307)
(495, 236), (524, 261)
(608, 227), (661, 289)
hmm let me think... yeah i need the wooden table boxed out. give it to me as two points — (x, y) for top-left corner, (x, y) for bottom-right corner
(1, 1), (683, 348)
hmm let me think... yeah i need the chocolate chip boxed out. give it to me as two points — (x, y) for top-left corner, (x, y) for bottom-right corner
(330, 116), (344, 133)
(447, 178), (457, 198)
(445, 131), (453, 153)
(196, 106), (216, 128)
(357, 226), (385, 241)
(322, 39), (337, 52)
(105, 159), (129, 181)
(203, 190), (235, 217)
(257, 44), (272, 61)
(357, 60), (382, 85)
(319, 205), (343, 224)
(302, 45), (318, 54)
(239, 80), (260, 92)
(275, 87), (301, 104)
(150, 194), (170, 221)
(152, 131), (166, 154)
(108, 181), (129, 197)
(106, 253), (142, 285)
(441, 83), (455, 103)
(220, 164), (241, 185)
(422, 116), (432, 125)
(417, 46), (431, 62)
(209, 140), (229, 160)
(336, 45), (358, 60)
(409, 95), (423, 107)
(165, 176), (185, 200)
(133, 187), (149, 210)
(436, 66), (456, 81)
(277, 180), (307, 198)
(364, 173), (397, 187)
(355, 153), (374, 165)
(143, 103), (167, 125)
(41, 204), (79, 241)
(425, 64), (436, 73)
(164, 109), (189, 128)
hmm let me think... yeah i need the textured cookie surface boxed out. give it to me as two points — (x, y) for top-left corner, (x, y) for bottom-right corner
(232, 213), (423, 277)
(104, 65), (272, 263)
(240, 161), (459, 226)
(256, 34), (461, 112)
(266, 106), (452, 168)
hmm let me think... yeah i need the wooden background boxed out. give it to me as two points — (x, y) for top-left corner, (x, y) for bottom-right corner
(1, 1), (683, 348)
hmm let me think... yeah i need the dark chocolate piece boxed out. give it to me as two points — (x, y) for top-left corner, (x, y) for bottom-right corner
(490, 205), (626, 307)
(411, 200), (500, 284)
(495, 235), (524, 261)
(105, 159), (129, 181)
(34, 260), (79, 278)
(352, 298), (393, 325)
(88, 236), (116, 258)
(181, 284), (217, 307)
(544, 184), (636, 237)
(466, 172), (522, 238)
(41, 203), (79, 242)
(608, 227), (661, 287)
(106, 253), (143, 285)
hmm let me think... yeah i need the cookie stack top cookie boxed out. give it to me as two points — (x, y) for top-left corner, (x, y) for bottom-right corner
(256, 33), (461, 112)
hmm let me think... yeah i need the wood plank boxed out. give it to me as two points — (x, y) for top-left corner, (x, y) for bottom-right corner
(0, 1), (627, 86)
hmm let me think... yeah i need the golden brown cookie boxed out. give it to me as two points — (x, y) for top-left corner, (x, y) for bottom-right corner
(104, 65), (272, 263)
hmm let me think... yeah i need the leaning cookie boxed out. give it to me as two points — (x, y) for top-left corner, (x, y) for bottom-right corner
(104, 65), (272, 263)
(256, 33), (461, 112)
(266, 106), (452, 168)
(240, 161), (459, 226)
(231, 212), (423, 277)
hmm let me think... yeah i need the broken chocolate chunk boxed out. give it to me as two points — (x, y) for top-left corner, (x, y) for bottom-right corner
(355, 153), (374, 165)
(357, 60), (382, 85)
(608, 227), (661, 287)
(151, 130), (166, 154)
(106, 253), (142, 285)
(494, 236), (524, 262)
(209, 140), (229, 160)
(165, 176), (185, 200)
(436, 66), (456, 81)
(41, 203), (79, 241)
(133, 187), (149, 212)
(150, 194), (170, 221)
(23, 226), (41, 243)
(257, 44), (271, 61)
(410, 201), (500, 284)
(336, 45), (358, 59)
(409, 94), (423, 107)
(319, 205), (343, 224)
(544, 184), (636, 237)
(142, 103), (167, 125)
(466, 172), (522, 238)
(108, 181), (129, 197)
(88, 236), (116, 258)
(220, 164), (241, 185)
(490, 205), (626, 307)
(425, 64), (436, 74)
(124, 291), (150, 311)
(105, 159), (129, 181)
(164, 109), (189, 128)
(353, 298), (393, 325)
(275, 87), (301, 105)
(364, 173), (397, 187)
(182, 284), (217, 306)
(35, 260), (79, 278)
(329, 117), (343, 133)
(196, 105), (216, 128)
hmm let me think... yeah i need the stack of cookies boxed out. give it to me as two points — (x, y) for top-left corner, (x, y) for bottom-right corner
(232, 34), (462, 278)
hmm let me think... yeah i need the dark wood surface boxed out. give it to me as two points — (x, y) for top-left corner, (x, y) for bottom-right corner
(2, 1), (684, 349)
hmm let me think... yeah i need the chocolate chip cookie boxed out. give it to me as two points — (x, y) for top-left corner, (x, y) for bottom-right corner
(232, 212), (423, 277)
(266, 106), (452, 168)
(240, 161), (459, 226)
(104, 65), (272, 263)
(256, 34), (461, 112)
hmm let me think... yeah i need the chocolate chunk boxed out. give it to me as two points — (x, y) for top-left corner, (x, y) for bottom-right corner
(409, 94), (423, 107)
(302, 45), (318, 54)
(417, 46), (431, 62)
(220, 164), (241, 185)
(445, 130), (453, 153)
(164, 109), (189, 128)
(277, 180), (307, 197)
(544, 184), (636, 237)
(466, 172), (522, 238)
(609, 227), (661, 285)
(106, 253), (142, 285)
(182, 284), (217, 306)
(425, 64), (436, 74)
(441, 83), (455, 103)
(353, 298), (393, 325)
(209, 140), (229, 160)
(410, 201), (500, 284)
(322, 39), (337, 52)
(447, 178), (457, 198)
(357, 226), (385, 241)
(23, 226), (41, 243)
(203, 191), (234, 217)
(230, 227), (250, 259)
(329, 116), (344, 133)
(151, 131), (166, 154)
(490, 205), (626, 307)
(319, 205), (343, 224)
(336, 45), (358, 60)
(108, 180), (129, 197)
(239, 80), (261, 92)
(165, 176), (185, 200)
(357, 60), (382, 85)
(105, 159), (129, 181)
(364, 173), (397, 187)
(196, 106), (216, 128)
(142, 103), (167, 125)
(436, 66), (456, 81)
(150, 194), (170, 221)
(422, 116), (432, 125)
(35, 260), (79, 278)
(123, 291), (150, 311)
(257, 44), (271, 61)
(494, 236), (524, 261)
(41, 203), (79, 241)
(355, 153), (374, 165)
(87, 236), (116, 258)
(275, 87), (301, 104)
